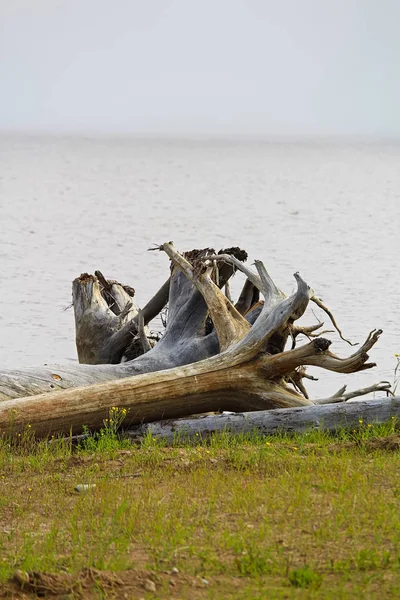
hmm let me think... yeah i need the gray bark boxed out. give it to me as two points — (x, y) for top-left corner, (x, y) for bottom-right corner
(125, 396), (400, 443)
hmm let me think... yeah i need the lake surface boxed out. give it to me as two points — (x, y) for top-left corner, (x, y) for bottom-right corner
(0, 135), (399, 398)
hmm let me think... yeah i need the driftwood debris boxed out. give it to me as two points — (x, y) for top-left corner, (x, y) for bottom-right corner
(0, 243), (392, 438)
(124, 397), (400, 443)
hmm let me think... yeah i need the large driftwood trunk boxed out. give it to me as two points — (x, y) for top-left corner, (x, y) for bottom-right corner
(0, 243), (391, 438)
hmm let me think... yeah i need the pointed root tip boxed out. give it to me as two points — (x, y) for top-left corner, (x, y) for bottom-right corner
(361, 362), (376, 370)
(253, 259), (264, 268)
(293, 272), (311, 293)
(369, 328), (383, 338)
(148, 242), (174, 252)
(375, 381), (393, 395)
(293, 271), (307, 283)
(332, 385), (347, 398)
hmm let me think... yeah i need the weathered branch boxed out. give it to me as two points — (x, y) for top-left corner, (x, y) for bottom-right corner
(137, 310), (151, 354)
(205, 253), (265, 294)
(209, 254), (355, 348)
(290, 322), (328, 348)
(224, 280), (232, 303)
(125, 397), (400, 443)
(253, 259), (286, 312)
(206, 253), (285, 314)
(258, 330), (382, 380)
(106, 278), (170, 362)
(235, 279), (259, 315)
(158, 242), (250, 350)
(0, 356), (312, 437)
(93, 278), (170, 364)
(310, 296), (357, 346)
(314, 381), (392, 405)
(233, 271), (312, 360)
(304, 329), (382, 373)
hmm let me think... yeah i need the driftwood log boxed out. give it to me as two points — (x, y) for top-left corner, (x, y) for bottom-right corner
(124, 397), (400, 443)
(0, 243), (392, 438)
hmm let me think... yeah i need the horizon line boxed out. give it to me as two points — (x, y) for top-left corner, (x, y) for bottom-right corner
(1, 129), (400, 143)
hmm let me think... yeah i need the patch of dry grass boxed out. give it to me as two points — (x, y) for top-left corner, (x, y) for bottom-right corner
(1, 422), (400, 598)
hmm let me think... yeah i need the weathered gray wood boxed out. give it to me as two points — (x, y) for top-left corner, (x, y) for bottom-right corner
(314, 381), (392, 404)
(124, 397), (400, 443)
(0, 324), (385, 439)
(235, 279), (259, 315)
(0, 243), (387, 441)
(0, 249), (242, 401)
(73, 272), (150, 364)
(0, 268), (219, 400)
(95, 278), (171, 364)
(205, 253), (356, 347)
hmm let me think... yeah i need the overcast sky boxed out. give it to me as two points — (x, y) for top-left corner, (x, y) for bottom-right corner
(1, 0), (399, 135)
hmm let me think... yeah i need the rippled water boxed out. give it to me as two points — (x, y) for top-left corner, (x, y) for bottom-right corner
(1, 135), (399, 398)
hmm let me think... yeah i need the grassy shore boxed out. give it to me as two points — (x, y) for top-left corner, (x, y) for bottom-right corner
(1, 420), (400, 599)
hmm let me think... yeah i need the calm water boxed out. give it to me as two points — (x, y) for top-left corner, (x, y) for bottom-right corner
(0, 135), (399, 398)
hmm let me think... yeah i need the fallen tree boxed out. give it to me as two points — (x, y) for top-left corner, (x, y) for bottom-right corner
(124, 396), (400, 443)
(0, 243), (393, 438)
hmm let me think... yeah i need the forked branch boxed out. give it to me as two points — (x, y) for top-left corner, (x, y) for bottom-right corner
(230, 271), (312, 362)
(305, 329), (382, 373)
(260, 330), (383, 379)
(310, 296), (357, 346)
(204, 253), (356, 347)
(314, 381), (392, 405)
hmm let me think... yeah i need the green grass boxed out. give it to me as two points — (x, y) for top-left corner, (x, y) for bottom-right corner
(289, 565), (323, 589)
(1, 420), (400, 598)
